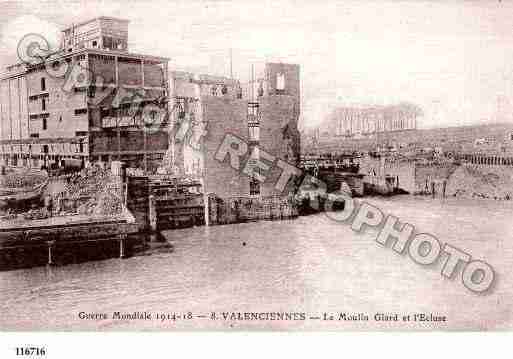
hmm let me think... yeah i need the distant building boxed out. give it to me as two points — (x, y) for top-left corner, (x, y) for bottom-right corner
(0, 17), (169, 171)
(170, 63), (301, 198)
(321, 103), (421, 138)
(303, 122), (513, 158)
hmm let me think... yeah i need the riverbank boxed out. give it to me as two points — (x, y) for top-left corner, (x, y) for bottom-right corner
(445, 164), (513, 200)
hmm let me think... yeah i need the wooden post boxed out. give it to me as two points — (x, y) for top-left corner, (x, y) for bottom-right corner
(144, 132), (147, 173)
(119, 234), (126, 258)
(149, 195), (157, 231)
(115, 56), (119, 86)
(141, 60), (145, 87)
(115, 56), (121, 161)
(47, 241), (54, 265)
(204, 193), (210, 226)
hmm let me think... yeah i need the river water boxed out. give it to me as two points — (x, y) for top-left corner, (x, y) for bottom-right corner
(1, 196), (512, 330)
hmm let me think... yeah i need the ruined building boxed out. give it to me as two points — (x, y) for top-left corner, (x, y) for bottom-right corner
(170, 63), (301, 198)
(0, 17), (169, 171)
(0, 16), (301, 198)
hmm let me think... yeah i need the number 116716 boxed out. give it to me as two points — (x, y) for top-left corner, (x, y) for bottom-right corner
(15, 347), (46, 356)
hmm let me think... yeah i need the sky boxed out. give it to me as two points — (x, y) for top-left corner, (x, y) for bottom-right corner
(1, 0), (513, 130)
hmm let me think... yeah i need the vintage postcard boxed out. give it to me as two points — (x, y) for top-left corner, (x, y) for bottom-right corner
(0, 0), (512, 337)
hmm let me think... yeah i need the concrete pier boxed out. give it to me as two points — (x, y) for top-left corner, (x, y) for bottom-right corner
(0, 214), (139, 270)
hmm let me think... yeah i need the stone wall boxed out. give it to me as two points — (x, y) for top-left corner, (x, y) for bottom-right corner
(359, 156), (464, 194)
(207, 195), (298, 225)
(359, 156), (417, 193)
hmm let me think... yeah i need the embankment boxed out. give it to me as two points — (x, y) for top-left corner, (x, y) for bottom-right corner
(445, 164), (513, 200)
(414, 162), (459, 194)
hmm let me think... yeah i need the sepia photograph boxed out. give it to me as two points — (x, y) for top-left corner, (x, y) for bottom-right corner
(0, 0), (512, 342)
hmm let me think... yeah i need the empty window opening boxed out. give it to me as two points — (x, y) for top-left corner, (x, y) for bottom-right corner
(247, 104), (259, 116)
(249, 126), (260, 142)
(103, 36), (113, 49)
(41, 98), (46, 111)
(247, 102), (259, 125)
(41, 77), (46, 91)
(250, 178), (260, 196)
(258, 81), (264, 97)
(42, 117), (47, 130)
(176, 98), (187, 119)
(276, 73), (285, 91)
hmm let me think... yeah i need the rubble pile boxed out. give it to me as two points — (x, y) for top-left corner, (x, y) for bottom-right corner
(62, 167), (123, 217)
(0, 170), (47, 189)
(64, 166), (111, 199)
(446, 165), (513, 200)
(26, 166), (126, 219)
(22, 208), (50, 220)
(91, 180), (123, 216)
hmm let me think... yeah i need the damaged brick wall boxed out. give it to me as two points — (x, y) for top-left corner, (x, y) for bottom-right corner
(201, 96), (250, 198)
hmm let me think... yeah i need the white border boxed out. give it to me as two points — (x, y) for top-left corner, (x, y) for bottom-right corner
(0, 332), (510, 359)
